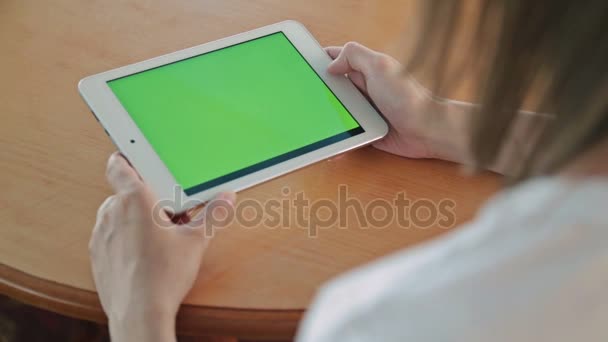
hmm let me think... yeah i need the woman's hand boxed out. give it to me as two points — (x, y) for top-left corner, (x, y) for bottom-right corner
(325, 42), (469, 163)
(90, 152), (235, 342)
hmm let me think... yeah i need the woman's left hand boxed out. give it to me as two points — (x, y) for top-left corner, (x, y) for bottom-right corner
(90, 152), (235, 342)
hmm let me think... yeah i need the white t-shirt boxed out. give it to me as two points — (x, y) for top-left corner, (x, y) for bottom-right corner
(296, 177), (608, 342)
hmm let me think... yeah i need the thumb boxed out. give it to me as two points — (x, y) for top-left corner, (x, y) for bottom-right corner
(106, 152), (143, 194)
(327, 42), (378, 76)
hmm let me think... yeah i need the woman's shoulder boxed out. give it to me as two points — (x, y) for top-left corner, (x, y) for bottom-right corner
(297, 176), (608, 342)
(477, 176), (608, 226)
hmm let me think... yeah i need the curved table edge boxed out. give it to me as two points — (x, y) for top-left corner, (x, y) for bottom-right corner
(0, 263), (303, 340)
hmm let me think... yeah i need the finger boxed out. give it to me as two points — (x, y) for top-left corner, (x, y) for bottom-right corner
(324, 46), (343, 59)
(96, 195), (116, 222)
(168, 211), (192, 225)
(92, 195), (117, 246)
(89, 195), (116, 255)
(327, 41), (377, 75)
(372, 139), (390, 152)
(106, 152), (142, 193)
(348, 71), (367, 93)
(182, 191), (237, 233)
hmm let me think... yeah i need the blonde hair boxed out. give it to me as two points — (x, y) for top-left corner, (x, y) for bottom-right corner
(408, 0), (608, 181)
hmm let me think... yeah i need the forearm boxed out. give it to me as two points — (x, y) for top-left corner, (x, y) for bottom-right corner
(420, 98), (472, 165)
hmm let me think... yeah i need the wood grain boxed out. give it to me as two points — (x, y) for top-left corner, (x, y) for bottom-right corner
(0, 0), (501, 339)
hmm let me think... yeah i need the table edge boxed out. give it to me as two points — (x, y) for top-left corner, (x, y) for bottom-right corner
(0, 263), (303, 339)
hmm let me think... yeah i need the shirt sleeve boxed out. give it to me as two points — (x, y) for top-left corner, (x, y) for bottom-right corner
(295, 179), (608, 342)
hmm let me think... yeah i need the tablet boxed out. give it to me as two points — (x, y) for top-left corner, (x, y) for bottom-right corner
(79, 21), (388, 212)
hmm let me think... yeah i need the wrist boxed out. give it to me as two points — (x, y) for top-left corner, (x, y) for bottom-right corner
(109, 304), (177, 342)
(411, 83), (473, 163)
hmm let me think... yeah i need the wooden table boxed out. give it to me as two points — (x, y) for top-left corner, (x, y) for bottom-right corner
(0, 1), (500, 340)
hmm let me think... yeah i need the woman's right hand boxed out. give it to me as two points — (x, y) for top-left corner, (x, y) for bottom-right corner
(325, 42), (467, 163)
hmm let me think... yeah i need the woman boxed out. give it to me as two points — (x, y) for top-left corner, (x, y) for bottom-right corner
(89, 1), (608, 341)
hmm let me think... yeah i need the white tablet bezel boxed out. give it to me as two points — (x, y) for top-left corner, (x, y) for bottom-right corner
(79, 20), (388, 212)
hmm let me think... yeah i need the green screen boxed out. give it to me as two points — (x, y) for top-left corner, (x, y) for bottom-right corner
(108, 32), (362, 194)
